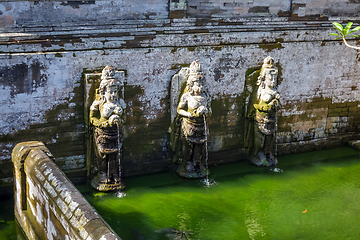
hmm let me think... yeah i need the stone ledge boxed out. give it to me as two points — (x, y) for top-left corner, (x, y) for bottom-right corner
(0, 17), (355, 54)
(12, 141), (120, 240)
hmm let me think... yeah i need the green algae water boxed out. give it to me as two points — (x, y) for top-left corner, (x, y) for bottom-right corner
(78, 146), (360, 240)
(0, 195), (26, 240)
(1, 147), (360, 240)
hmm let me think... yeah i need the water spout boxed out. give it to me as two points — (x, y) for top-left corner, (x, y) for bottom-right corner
(116, 122), (122, 181)
(202, 114), (218, 187)
(271, 108), (282, 173)
(203, 115), (209, 182)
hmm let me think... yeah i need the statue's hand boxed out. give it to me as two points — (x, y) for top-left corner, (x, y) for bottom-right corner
(269, 99), (280, 109)
(195, 106), (208, 116)
(113, 107), (123, 115)
(191, 112), (199, 118)
(100, 121), (109, 128)
(109, 115), (120, 126)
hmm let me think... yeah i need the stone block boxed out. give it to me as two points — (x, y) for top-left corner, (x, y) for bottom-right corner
(335, 102), (347, 108)
(329, 128), (338, 134)
(348, 106), (359, 112)
(328, 103), (336, 109)
(314, 130), (326, 139)
(338, 111), (349, 117)
(328, 112), (341, 118)
(347, 101), (358, 107)
(328, 108), (342, 113)
(327, 117), (340, 123)
(340, 117), (348, 123)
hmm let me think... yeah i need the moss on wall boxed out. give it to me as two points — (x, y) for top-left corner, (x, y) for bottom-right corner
(0, 78), (86, 186)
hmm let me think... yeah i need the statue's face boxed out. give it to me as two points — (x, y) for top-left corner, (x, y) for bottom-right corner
(192, 81), (203, 95)
(104, 85), (118, 102)
(265, 71), (277, 89)
(102, 69), (115, 80)
(108, 69), (115, 77)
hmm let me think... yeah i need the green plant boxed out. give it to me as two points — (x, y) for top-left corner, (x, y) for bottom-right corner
(330, 22), (360, 50)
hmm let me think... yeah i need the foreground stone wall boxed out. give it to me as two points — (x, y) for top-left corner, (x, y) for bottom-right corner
(1, 1), (360, 190)
(12, 141), (120, 240)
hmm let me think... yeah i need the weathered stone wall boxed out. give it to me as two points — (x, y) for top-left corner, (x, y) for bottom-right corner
(1, 1), (360, 190)
(12, 141), (120, 240)
(278, 99), (360, 154)
(185, 0), (360, 18)
(0, 0), (168, 27)
(2, 0), (359, 29)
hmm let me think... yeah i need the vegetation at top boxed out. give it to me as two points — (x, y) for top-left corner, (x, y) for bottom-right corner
(330, 22), (360, 50)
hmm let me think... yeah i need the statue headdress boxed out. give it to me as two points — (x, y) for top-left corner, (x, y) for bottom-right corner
(101, 65), (116, 81)
(189, 60), (202, 76)
(98, 66), (121, 102)
(186, 61), (206, 93)
(257, 56), (278, 87)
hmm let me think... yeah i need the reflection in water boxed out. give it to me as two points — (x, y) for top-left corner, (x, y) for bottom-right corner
(154, 210), (192, 239)
(93, 192), (107, 198)
(245, 205), (266, 240)
(176, 211), (192, 239)
(155, 227), (191, 240)
(245, 215), (266, 240)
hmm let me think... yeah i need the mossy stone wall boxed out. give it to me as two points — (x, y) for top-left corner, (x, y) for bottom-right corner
(0, 1), (360, 192)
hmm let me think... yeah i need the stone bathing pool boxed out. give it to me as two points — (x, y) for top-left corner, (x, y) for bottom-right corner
(1, 146), (360, 239)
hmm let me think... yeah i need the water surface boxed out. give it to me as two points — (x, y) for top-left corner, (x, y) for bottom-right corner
(0, 195), (25, 240)
(79, 147), (360, 240)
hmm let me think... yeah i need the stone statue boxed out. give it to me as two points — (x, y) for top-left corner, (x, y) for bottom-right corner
(89, 66), (126, 191)
(173, 61), (212, 178)
(245, 56), (281, 166)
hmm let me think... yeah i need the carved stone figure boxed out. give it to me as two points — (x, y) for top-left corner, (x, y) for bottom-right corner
(172, 61), (212, 178)
(245, 56), (281, 166)
(89, 66), (126, 191)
